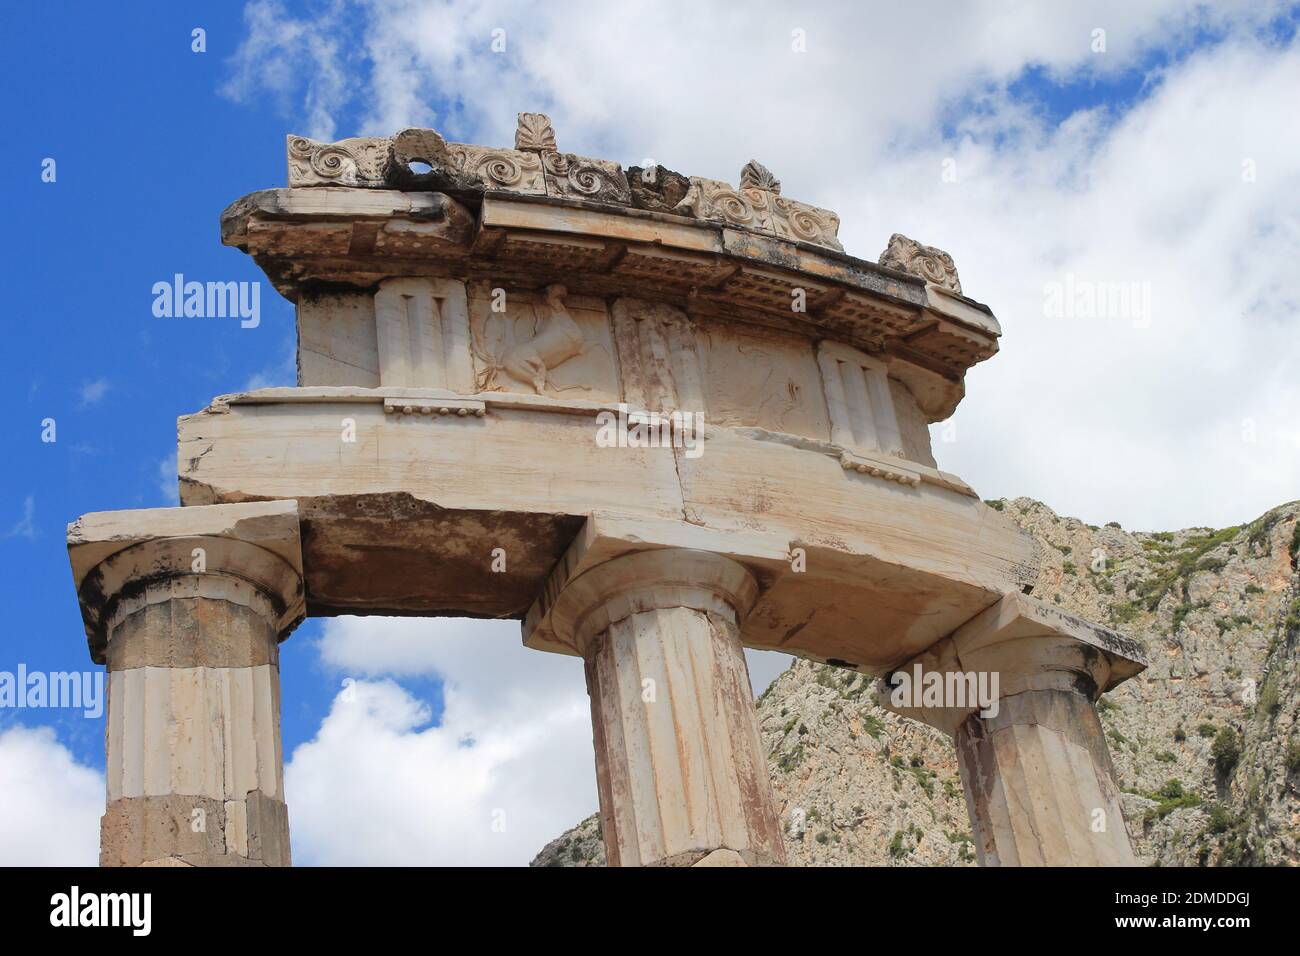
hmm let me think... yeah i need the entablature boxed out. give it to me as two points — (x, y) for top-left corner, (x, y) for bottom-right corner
(222, 188), (997, 419)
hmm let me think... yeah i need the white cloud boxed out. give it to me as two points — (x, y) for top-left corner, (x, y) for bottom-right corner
(223, 0), (352, 140)
(78, 379), (110, 406)
(886, 37), (1300, 530)
(242, 328), (298, 392)
(287, 616), (595, 865)
(287, 616), (791, 864)
(0, 726), (103, 865)
(228, 0), (1276, 164)
(3, 495), (36, 540)
(224, 0), (1299, 530)
(155, 457), (179, 506)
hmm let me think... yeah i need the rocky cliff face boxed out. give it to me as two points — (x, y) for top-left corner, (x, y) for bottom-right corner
(532, 498), (1300, 867)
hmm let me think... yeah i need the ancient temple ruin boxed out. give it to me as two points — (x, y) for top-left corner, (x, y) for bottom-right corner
(67, 113), (1147, 867)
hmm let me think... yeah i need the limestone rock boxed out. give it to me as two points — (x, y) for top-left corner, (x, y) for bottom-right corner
(532, 813), (605, 867)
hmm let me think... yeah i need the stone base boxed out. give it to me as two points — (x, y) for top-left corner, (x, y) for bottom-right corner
(100, 791), (290, 867)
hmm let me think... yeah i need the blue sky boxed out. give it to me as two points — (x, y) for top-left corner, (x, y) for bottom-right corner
(2, 0), (1298, 865)
(0, 3), (343, 775)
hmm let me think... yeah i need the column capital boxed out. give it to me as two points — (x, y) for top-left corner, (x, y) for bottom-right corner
(532, 547), (758, 658)
(879, 593), (1145, 865)
(68, 501), (305, 665)
(879, 592), (1147, 735)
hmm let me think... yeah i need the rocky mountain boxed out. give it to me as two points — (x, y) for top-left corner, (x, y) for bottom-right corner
(532, 498), (1300, 867)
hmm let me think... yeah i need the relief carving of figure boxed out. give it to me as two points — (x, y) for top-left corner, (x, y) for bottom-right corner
(473, 284), (587, 394)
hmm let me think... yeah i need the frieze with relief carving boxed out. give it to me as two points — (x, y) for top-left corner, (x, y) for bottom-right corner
(468, 283), (619, 400)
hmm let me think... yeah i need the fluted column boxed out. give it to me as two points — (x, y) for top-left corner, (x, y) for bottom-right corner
(549, 548), (786, 867)
(881, 593), (1146, 867)
(68, 502), (305, 867)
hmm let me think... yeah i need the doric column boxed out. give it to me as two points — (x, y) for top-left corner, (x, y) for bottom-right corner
(68, 501), (305, 867)
(881, 593), (1147, 867)
(546, 548), (786, 867)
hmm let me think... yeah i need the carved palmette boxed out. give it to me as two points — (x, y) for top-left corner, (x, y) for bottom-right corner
(285, 116), (844, 253)
(675, 171), (842, 251)
(286, 135), (393, 187)
(878, 233), (962, 294)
